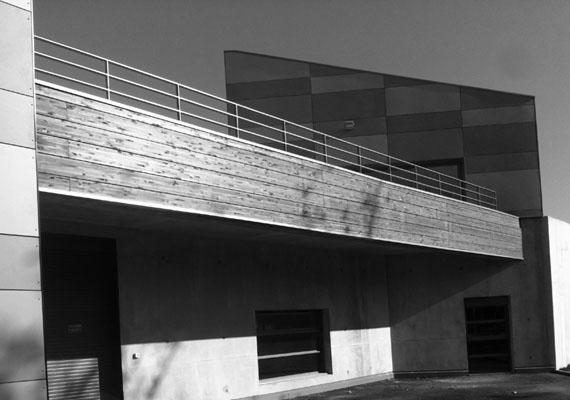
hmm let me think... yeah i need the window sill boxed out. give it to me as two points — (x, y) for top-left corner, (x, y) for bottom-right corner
(259, 371), (330, 386)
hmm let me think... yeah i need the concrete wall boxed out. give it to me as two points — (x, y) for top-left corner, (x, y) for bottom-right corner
(224, 52), (541, 217)
(547, 217), (570, 370)
(386, 217), (555, 375)
(41, 221), (393, 400)
(0, 1), (46, 399)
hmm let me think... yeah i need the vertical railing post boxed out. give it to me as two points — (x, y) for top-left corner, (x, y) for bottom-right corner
(176, 84), (182, 121)
(357, 146), (362, 173)
(438, 173), (442, 195)
(105, 60), (111, 100)
(323, 135), (328, 163)
(388, 156), (393, 182)
(414, 166), (419, 189)
(477, 186), (481, 206)
(283, 120), (288, 152)
(235, 104), (240, 139)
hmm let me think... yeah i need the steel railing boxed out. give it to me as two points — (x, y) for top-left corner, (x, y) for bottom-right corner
(33, 36), (497, 209)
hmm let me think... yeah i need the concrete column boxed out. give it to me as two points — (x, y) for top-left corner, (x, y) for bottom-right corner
(0, 1), (46, 399)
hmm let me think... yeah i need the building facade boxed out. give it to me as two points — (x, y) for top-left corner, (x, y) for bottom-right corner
(1, 2), (570, 400)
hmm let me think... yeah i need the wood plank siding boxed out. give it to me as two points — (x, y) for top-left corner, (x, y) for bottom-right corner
(35, 83), (523, 259)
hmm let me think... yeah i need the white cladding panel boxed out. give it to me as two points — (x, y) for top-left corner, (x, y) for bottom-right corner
(0, 290), (45, 383)
(0, 89), (35, 148)
(0, 2), (33, 95)
(0, 380), (47, 400)
(0, 0), (31, 11)
(0, 234), (40, 290)
(0, 144), (39, 236)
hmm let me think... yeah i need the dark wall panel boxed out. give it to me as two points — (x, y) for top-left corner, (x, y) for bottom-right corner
(465, 152), (539, 174)
(460, 87), (534, 110)
(224, 51), (542, 216)
(466, 170), (542, 215)
(464, 123), (538, 156)
(311, 73), (384, 94)
(462, 105), (535, 127)
(346, 134), (388, 154)
(388, 128), (463, 162)
(312, 89), (385, 122)
(227, 78), (311, 101)
(385, 84), (460, 116)
(239, 95), (313, 124)
(313, 117), (387, 138)
(387, 111), (462, 133)
(309, 63), (360, 77)
(384, 75), (430, 88)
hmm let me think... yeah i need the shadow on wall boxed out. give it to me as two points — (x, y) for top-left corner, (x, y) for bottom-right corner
(0, 331), (45, 400)
(386, 218), (552, 373)
(387, 253), (513, 324)
(387, 252), (515, 373)
(116, 229), (391, 345)
(112, 229), (392, 398)
(39, 220), (394, 398)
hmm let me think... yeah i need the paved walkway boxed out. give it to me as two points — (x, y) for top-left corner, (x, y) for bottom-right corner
(298, 373), (570, 400)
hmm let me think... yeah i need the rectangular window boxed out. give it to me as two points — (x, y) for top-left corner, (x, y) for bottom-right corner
(256, 310), (331, 380)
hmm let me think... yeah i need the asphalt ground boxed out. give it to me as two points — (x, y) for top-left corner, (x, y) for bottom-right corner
(298, 373), (570, 400)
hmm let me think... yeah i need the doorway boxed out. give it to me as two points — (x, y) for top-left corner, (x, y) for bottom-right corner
(464, 296), (511, 373)
(42, 234), (124, 400)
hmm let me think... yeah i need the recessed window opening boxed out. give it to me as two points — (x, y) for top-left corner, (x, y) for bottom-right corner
(256, 309), (331, 380)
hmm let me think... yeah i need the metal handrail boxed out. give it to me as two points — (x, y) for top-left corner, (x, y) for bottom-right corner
(33, 36), (497, 209)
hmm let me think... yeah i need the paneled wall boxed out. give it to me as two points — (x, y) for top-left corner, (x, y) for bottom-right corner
(225, 52), (541, 217)
(0, 1), (46, 399)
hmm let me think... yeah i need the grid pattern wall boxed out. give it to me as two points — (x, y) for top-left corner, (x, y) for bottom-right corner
(224, 52), (541, 217)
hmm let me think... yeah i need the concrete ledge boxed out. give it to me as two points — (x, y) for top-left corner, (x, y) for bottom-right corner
(553, 370), (570, 377)
(393, 369), (468, 379)
(394, 367), (558, 378)
(514, 366), (556, 374)
(237, 372), (393, 400)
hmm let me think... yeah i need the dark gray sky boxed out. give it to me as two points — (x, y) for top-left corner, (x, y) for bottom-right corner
(35, 0), (570, 222)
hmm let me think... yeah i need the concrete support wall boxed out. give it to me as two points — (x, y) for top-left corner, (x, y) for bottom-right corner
(41, 221), (393, 400)
(117, 232), (392, 399)
(387, 217), (555, 375)
(0, 1), (46, 399)
(547, 217), (570, 369)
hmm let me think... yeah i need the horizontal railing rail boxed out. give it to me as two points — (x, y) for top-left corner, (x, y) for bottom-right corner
(33, 36), (497, 209)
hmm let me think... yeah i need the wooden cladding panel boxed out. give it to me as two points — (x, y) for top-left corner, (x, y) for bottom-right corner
(35, 84), (523, 258)
(35, 105), (517, 237)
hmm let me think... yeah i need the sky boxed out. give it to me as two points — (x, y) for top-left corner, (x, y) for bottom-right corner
(34, 0), (570, 222)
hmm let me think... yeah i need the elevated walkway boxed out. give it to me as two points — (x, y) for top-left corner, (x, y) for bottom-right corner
(34, 37), (523, 259)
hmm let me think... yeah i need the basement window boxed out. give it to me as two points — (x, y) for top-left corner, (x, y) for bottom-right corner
(256, 310), (331, 380)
